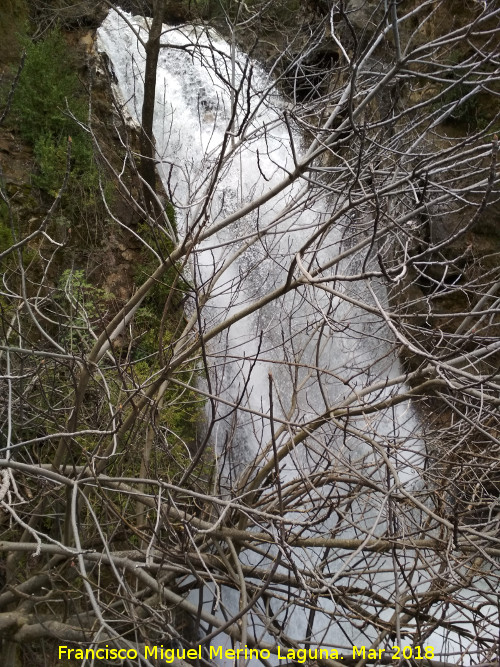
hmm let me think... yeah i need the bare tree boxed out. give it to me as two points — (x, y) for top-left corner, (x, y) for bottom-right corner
(1, 1), (500, 665)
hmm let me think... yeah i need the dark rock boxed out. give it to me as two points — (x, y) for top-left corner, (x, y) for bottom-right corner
(30, 1), (108, 29)
(345, 0), (382, 36)
(114, 0), (191, 23)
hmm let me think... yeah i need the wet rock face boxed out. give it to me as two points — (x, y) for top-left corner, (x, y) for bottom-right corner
(113, 0), (191, 23)
(164, 0), (193, 23)
(474, 198), (500, 241)
(113, 0), (153, 15)
(345, 0), (380, 34)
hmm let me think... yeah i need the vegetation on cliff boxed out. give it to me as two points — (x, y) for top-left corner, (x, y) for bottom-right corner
(0, 1), (499, 666)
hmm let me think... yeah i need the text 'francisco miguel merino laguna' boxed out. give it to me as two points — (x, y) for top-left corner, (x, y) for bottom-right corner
(58, 644), (436, 662)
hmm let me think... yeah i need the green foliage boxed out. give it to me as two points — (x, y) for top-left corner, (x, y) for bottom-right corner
(129, 358), (207, 483)
(164, 199), (177, 234)
(438, 54), (497, 132)
(126, 235), (206, 480)
(440, 84), (487, 130)
(133, 221), (187, 333)
(12, 29), (82, 143)
(32, 134), (69, 194)
(0, 200), (36, 266)
(59, 268), (111, 316)
(32, 129), (99, 197)
(11, 28), (103, 212)
(57, 269), (112, 352)
(0, 201), (14, 253)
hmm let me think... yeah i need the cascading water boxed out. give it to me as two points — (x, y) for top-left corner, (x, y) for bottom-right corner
(95, 9), (479, 664)
(97, 10), (419, 471)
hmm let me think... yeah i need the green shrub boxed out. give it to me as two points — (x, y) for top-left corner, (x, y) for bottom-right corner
(33, 133), (69, 194)
(12, 29), (82, 143)
(11, 28), (101, 206)
(56, 269), (112, 352)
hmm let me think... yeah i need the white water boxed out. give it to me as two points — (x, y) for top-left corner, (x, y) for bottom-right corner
(97, 10), (419, 470)
(96, 10), (488, 665)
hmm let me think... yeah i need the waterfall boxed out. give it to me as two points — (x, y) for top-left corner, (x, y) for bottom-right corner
(97, 10), (419, 464)
(95, 9), (473, 664)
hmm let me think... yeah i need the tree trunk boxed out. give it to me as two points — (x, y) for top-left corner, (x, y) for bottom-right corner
(140, 0), (166, 215)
